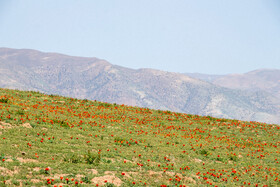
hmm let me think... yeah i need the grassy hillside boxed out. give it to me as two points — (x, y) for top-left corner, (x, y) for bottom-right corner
(0, 88), (279, 186)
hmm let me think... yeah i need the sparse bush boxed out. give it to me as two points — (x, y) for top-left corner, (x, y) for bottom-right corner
(206, 115), (215, 121)
(63, 153), (82, 164)
(53, 119), (69, 128)
(0, 154), (5, 160)
(12, 179), (20, 185)
(105, 183), (115, 187)
(84, 151), (101, 165)
(114, 137), (126, 142)
(82, 99), (89, 103)
(30, 123), (36, 128)
(0, 98), (8, 103)
(15, 110), (25, 115)
(165, 110), (172, 114)
(99, 102), (111, 107)
(81, 176), (90, 183)
(200, 149), (210, 156)
(229, 155), (238, 161)
(101, 158), (112, 164)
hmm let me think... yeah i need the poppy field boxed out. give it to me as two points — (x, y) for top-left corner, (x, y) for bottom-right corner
(0, 88), (279, 186)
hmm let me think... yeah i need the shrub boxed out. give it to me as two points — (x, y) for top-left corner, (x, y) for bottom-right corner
(81, 176), (90, 183)
(15, 110), (25, 115)
(200, 149), (210, 156)
(105, 183), (115, 187)
(229, 155), (238, 162)
(98, 102), (111, 107)
(0, 153), (5, 160)
(63, 153), (82, 164)
(0, 98), (8, 103)
(84, 151), (101, 165)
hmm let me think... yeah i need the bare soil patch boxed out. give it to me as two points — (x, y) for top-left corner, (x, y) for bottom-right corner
(0, 166), (18, 176)
(87, 169), (98, 175)
(0, 122), (32, 129)
(17, 157), (38, 163)
(0, 122), (12, 129)
(91, 175), (123, 186)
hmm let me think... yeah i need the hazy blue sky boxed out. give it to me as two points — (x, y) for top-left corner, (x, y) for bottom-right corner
(1, 0), (280, 74)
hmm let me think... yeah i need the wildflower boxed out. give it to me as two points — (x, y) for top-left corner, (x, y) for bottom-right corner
(45, 167), (50, 174)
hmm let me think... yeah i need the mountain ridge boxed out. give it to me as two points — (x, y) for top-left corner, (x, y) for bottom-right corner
(186, 69), (280, 99)
(0, 48), (279, 124)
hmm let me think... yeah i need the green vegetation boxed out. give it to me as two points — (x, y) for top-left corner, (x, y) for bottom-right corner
(0, 88), (279, 186)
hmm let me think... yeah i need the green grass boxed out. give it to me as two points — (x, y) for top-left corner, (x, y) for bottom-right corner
(0, 88), (279, 186)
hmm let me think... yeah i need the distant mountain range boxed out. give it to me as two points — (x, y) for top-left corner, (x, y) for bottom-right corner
(0, 48), (279, 124)
(186, 69), (280, 99)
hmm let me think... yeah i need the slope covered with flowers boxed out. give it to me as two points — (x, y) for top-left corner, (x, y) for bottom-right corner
(0, 88), (279, 186)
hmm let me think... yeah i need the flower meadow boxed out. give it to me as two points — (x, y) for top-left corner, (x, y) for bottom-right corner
(0, 88), (279, 186)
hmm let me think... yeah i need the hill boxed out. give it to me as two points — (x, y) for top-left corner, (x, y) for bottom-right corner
(0, 88), (280, 186)
(0, 48), (279, 124)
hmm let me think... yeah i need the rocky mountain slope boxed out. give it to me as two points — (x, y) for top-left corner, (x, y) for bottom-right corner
(0, 48), (279, 124)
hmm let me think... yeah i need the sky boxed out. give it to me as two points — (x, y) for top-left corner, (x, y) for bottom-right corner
(1, 0), (280, 74)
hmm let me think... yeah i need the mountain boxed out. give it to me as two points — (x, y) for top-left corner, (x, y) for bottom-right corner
(0, 48), (279, 124)
(186, 69), (280, 99)
(183, 73), (224, 82)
